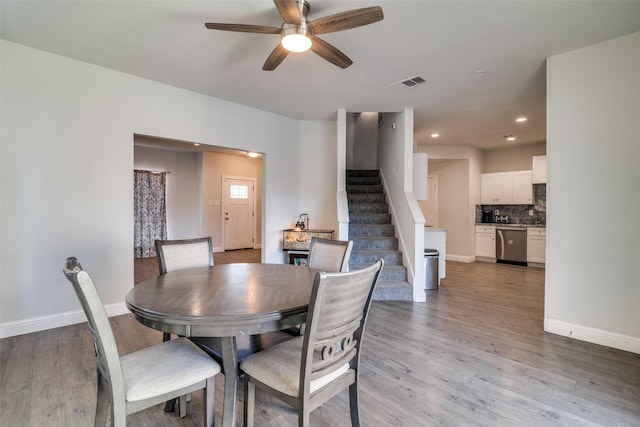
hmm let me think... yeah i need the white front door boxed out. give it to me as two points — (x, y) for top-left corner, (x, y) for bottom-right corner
(223, 177), (255, 250)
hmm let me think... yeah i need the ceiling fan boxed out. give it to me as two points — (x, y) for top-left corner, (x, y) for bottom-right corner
(205, 0), (384, 71)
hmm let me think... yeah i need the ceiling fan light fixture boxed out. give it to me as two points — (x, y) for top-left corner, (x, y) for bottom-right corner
(282, 33), (311, 52)
(281, 24), (311, 52)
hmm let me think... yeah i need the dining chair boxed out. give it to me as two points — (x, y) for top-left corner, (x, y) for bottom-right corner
(240, 259), (384, 427)
(286, 237), (354, 336)
(307, 237), (353, 272)
(62, 257), (220, 427)
(154, 236), (214, 275)
(155, 237), (293, 373)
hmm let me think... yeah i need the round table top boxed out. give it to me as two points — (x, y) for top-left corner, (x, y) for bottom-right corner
(126, 263), (317, 337)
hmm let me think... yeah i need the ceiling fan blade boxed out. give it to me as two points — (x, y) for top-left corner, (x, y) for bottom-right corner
(310, 36), (353, 69)
(310, 6), (383, 35)
(205, 23), (281, 34)
(273, 0), (301, 25)
(263, 44), (289, 71)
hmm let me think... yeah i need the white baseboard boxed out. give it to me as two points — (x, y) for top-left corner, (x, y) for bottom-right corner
(0, 303), (129, 339)
(545, 319), (640, 354)
(446, 254), (476, 263)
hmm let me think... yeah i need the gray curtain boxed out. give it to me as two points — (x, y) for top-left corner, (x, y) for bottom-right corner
(134, 170), (167, 258)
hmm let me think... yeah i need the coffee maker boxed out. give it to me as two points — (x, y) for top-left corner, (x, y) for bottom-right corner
(482, 210), (494, 223)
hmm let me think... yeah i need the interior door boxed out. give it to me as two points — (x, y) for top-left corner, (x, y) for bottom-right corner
(223, 177), (254, 250)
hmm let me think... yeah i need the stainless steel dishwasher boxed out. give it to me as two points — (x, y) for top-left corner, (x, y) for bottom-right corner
(496, 227), (527, 265)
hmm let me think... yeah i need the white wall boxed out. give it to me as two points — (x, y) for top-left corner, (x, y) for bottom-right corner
(378, 109), (426, 301)
(201, 151), (263, 251)
(428, 160), (471, 258)
(298, 120), (339, 233)
(346, 112), (378, 170)
(134, 145), (202, 239)
(0, 41), (304, 336)
(483, 142), (546, 173)
(416, 144), (483, 261)
(546, 32), (640, 353)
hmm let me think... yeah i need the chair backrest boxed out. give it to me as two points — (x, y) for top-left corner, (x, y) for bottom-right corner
(155, 236), (213, 274)
(307, 237), (353, 272)
(300, 259), (383, 395)
(62, 257), (125, 408)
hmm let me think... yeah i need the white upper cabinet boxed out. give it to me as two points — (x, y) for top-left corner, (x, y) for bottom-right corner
(532, 155), (547, 184)
(481, 172), (512, 204)
(512, 171), (533, 204)
(481, 171), (532, 205)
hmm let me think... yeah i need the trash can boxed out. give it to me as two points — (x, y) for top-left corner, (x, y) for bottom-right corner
(424, 249), (439, 290)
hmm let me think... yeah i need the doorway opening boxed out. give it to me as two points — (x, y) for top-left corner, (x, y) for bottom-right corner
(133, 134), (263, 255)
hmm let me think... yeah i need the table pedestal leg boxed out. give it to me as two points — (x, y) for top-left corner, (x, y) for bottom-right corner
(220, 336), (238, 427)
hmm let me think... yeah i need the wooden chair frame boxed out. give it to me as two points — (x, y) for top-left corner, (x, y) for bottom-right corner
(154, 236), (213, 275)
(307, 237), (353, 272)
(241, 259), (383, 427)
(62, 257), (219, 427)
(155, 237), (293, 379)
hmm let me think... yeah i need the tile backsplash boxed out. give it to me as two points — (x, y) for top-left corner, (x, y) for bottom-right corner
(476, 184), (546, 225)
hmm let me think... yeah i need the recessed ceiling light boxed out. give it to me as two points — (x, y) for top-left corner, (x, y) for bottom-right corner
(516, 117), (527, 123)
(247, 152), (260, 158)
(505, 135), (516, 141)
(430, 133), (439, 138)
(193, 143), (200, 146)
(474, 69), (487, 77)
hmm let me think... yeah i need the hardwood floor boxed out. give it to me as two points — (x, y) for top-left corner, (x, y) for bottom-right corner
(1, 260), (638, 426)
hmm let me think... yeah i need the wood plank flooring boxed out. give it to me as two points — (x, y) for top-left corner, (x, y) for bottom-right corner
(2, 258), (638, 426)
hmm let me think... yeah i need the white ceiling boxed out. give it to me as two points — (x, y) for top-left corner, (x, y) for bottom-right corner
(2, 1), (640, 150)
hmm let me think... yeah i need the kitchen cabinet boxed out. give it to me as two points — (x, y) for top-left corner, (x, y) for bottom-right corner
(527, 227), (546, 265)
(475, 225), (496, 259)
(481, 171), (532, 205)
(512, 171), (533, 204)
(480, 173), (512, 204)
(532, 155), (547, 184)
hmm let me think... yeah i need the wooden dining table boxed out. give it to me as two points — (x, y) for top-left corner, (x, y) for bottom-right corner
(125, 263), (317, 427)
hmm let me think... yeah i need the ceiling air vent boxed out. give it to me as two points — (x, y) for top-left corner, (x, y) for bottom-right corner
(390, 75), (428, 89)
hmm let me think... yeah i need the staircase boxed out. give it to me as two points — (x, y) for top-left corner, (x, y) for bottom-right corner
(347, 170), (413, 301)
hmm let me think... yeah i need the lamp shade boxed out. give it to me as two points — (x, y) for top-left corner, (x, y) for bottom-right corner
(281, 33), (311, 53)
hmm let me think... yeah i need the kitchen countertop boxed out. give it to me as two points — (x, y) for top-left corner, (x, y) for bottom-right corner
(424, 226), (447, 231)
(476, 223), (545, 228)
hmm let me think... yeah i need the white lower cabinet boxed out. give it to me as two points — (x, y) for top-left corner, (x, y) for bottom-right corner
(475, 225), (496, 259)
(527, 227), (546, 265)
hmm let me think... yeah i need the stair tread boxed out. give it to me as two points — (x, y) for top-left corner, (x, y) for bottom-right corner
(351, 237), (397, 241)
(372, 281), (413, 301)
(351, 248), (402, 255)
(351, 262), (405, 269)
(375, 280), (412, 287)
(347, 170), (411, 301)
